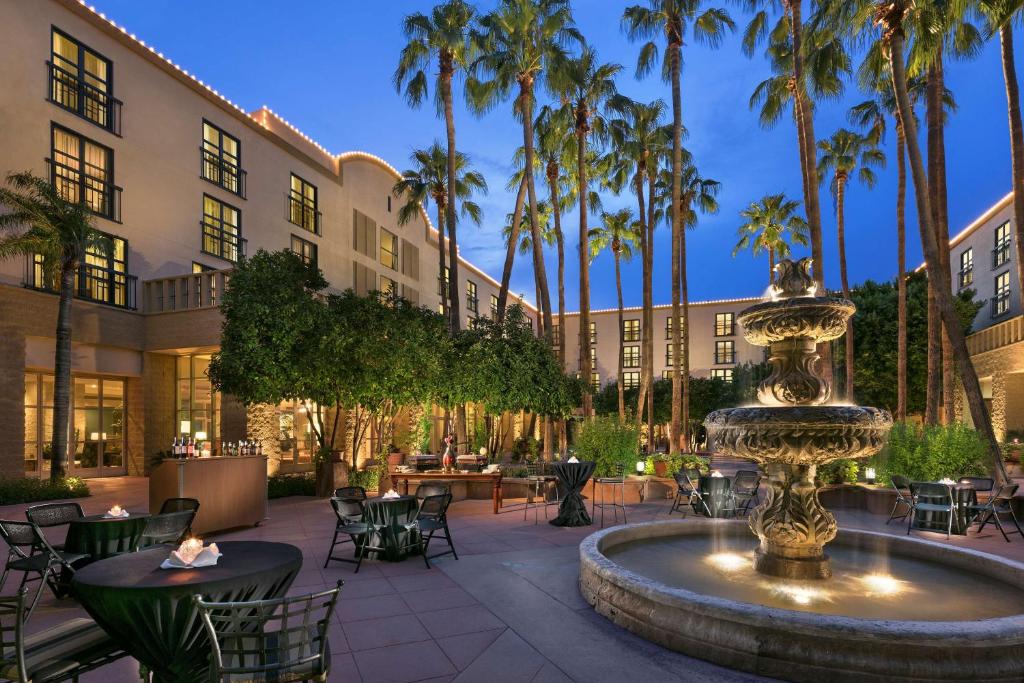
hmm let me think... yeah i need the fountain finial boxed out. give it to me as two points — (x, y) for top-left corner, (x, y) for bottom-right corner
(771, 257), (816, 299)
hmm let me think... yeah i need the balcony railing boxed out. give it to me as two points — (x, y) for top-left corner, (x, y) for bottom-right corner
(991, 294), (1011, 319)
(958, 266), (974, 290)
(201, 221), (246, 263)
(143, 268), (231, 313)
(24, 255), (136, 310)
(993, 243), (1012, 268)
(200, 148), (246, 198)
(287, 192), (321, 235)
(47, 62), (122, 134)
(967, 314), (1024, 355)
(47, 158), (121, 222)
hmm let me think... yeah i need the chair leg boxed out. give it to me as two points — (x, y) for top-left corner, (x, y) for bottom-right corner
(1007, 507), (1024, 538)
(324, 528), (340, 568)
(354, 534), (366, 574)
(24, 572), (48, 622)
(885, 498), (900, 524)
(421, 530), (433, 569)
(993, 513), (1012, 543)
(444, 524), (458, 560)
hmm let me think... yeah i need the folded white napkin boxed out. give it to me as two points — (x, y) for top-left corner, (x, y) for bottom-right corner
(160, 543), (222, 569)
(382, 490), (401, 499)
(103, 510), (130, 518)
(567, 456), (579, 463)
(938, 478), (956, 485)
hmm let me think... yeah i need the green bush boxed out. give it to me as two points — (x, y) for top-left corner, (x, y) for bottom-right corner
(348, 468), (382, 492)
(0, 477), (89, 505)
(679, 454), (710, 475)
(869, 422), (988, 485)
(574, 416), (639, 477)
(817, 459), (859, 485)
(267, 474), (316, 499)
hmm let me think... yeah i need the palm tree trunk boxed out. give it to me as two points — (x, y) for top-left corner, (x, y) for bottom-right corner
(550, 172), (568, 454)
(769, 246), (775, 286)
(933, 55), (955, 425)
(897, 125), (908, 421)
(836, 175), (854, 399)
(442, 63), (461, 336)
(521, 81), (554, 338)
(51, 263), (76, 480)
(437, 202), (448, 325)
(924, 61), (942, 426)
(577, 122), (592, 417)
(670, 40), (683, 455)
(646, 170), (655, 442)
(615, 251), (626, 422)
(634, 172), (650, 428)
(888, 27), (1009, 485)
(1001, 25), (1024, 332)
(680, 204), (691, 450)
(497, 176), (528, 323)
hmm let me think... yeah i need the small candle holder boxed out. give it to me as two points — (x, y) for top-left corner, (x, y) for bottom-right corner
(177, 537), (203, 565)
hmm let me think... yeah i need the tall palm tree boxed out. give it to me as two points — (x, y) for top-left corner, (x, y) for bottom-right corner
(623, 0), (734, 453)
(822, 0), (1007, 484)
(606, 96), (669, 436)
(549, 48), (621, 418)
(392, 142), (487, 322)
(469, 0), (582, 341)
(588, 209), (639, 421)
(502, 199), (556, 318)
(733, 193), (809, 285)
(816, 128), (884, 400)
(0, 172), (107, 480)
(395, 0), (478, 337)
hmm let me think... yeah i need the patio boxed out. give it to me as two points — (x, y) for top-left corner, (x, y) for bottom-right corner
(5, 477), (1024, 683)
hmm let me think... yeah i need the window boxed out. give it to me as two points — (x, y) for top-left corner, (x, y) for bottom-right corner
(288, 174), (320, 234)
(665, 344), (674, 367)
(662, 369), (675, 380)
(995, 222), (1012, 268)
(592, 372), (601, 390)
(277, 400), (317, 468)
(466, 280), (478, 314)
(959, 248), (974, 289)
(623, 372), (640, 390)
(50, 124), (120, 221)
(49, 29), (120, 133)
(387, 195), (392, 212)
(201, 121), (244, 196)
(202, 195), (243, 262)
(379, 275), (399, 300)
(665, 317), (683, 339)
(290, 234), (317, 268)
(28, 233), (134, 309)
(176, 355), (219, 450)
(380, 229), (399, 270)
(192, 262), (215, 274)
(715, 340), (736, 364)
(437, 267), (451, 300)
(623, 346), (641, 368)
(490, 294), (499, 318)
(715, 312), (735, 336)
(589, 321), (597, 345)
(551, 325), (562, 346)
(623, 319), (640, 342)
(711, 368), (734, 383)
(580, 346), (596, 367)
(353, 210), (376, 257)
(993, 271), (1011, 317)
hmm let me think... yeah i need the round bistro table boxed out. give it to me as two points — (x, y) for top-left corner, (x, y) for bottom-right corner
(72, 541), (302, 683)
(362, 495), (421, 561)
(696, 476), (734, 518)
(550, 461), (596, 527)
(64, 514), (150, 561)
(912, 483), (977, 535)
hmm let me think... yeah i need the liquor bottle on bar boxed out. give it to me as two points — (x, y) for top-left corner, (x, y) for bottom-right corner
(171, 437), (178, 458)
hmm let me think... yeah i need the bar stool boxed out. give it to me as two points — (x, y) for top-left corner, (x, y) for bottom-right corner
(592, 463), (627, 528)
(524, 463), (559, 524)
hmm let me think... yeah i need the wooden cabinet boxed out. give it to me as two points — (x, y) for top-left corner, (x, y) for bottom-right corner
(149, 456), (267, 534)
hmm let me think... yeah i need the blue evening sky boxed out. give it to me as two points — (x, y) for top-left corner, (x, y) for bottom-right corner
(90, 0), (1019, 310)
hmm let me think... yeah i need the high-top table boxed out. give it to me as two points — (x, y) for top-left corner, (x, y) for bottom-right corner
(72, 541), (301, 683)
(550, 461), (596, 527)
(64, 513), (149, 561)
(696, 475), (734, 518)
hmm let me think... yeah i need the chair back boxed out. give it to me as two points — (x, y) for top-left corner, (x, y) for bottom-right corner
(415, 483), (450, 500)
(140, 510), (196, 547)
(911, 482), (955, 505)
(606, 463), (626, 479)
(994, 483), (1020, 502)
(333, 486), (366, 501)
(958, 477), (995, 492)
(194, 582), (342, 681)
(25, 502), (84, 528)
(158, 497), (200, 515)
(0, 589), (27, 678)
(673, 471), (691, 490)
(0, 521), (49, 560)
(526, 463), (542, 477)
(682, 467), (701, 481)
(330, 498), (365, 526)
(733, 470), (761, 495)
(418, 493), (452, 523)
(891, 475), (912, 493)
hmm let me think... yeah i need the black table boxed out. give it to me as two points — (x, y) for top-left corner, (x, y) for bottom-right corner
(912, 483), (977, 535)
(550, 461), (596, 527)
(72, 541), (301, 683)
(363, 496), (420, 561)
(64, 514), (149, 561)
(695, 475), (734, 518)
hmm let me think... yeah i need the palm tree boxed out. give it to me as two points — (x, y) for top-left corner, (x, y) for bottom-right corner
(606, 96), (669, 436)
(0, 172), (107, 480)
(816, 128), (884, 399)
(469, 0), (582, 341)
(822, 0), (1007, 484)
(733, 193), (809, 285)
(392, 142), (487, 323)
(395, 0), (478, 337)
(502, 200), (556, 310)
(588, 209), (639, 421)
(623, 0), (734, 453)
(549, 48), (621, 419)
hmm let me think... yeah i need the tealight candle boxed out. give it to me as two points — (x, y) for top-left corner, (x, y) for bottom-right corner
(178, 537), (203, 564)
(109, 504), (123, 516)
(711, 470), (724, 478)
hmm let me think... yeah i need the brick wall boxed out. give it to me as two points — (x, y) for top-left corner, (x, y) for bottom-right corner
(0, 331), (26, 478)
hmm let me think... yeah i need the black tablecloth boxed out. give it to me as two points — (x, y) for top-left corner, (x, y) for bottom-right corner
(64, 514), (149, 561)
(363, 496), (420, 561)
(696, 476), (734, 518)
(913, 484), (977, 535)
(550, 461), (595, 527)
(72, 541), (301, 683)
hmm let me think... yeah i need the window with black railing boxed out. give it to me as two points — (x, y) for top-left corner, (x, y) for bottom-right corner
(49, 125), (120, 222)
(665, 317), (683, 340)
(715, 340), (736, 364)
(665, 344), (674, 367)
(437, 267), (451, 301)
(490, 294), (499, 318)
(711, 368), (734, 383)
(715, 312), (735, 336)
(993, 271), (1011, 317)
(958, 247), (974, 289)
(290, 234), (317, 268)
(623, 345), (640, 368)
(48, 29), (121, 134)
(994, 222), (1012, 268)
(25, 235), (136, 309)
(202, 195), (245, 263)
(622, 319), (640, 342)
(288, 174), (320, 234)
(551, 325), (562, 346)
(466, 281), (478, 314)
(201, 121), (245, 197)
(622, 372), (640, 390)
(589, 321), (597, 345)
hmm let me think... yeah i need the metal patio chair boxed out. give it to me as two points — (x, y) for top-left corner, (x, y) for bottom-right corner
(886, 475), (914, 524)
(732, 470), (762, 517)
(524, 462), (559, 524)
(25, 503), (84, 550)
(958, 476), (995, 503)
(908, 482), (960, 539)
(323, 498), (369, 569)
(158, 497), (200, 515)
(592, 463), (628, 528)
(415, 483), (450, 500)
(0, 521), (86, 623)
(966, 483), (1023, 542)
(416, 492), (458, 567)
(333, 486), (366, 501)
(138, 509), (197, 548)
(668, 469), (698, 516)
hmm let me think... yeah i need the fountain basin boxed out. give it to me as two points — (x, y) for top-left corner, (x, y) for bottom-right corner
(580, 520), (1024, 682)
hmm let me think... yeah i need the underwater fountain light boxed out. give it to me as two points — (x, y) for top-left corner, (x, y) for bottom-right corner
(706, 552), (749, 573)
(770, 584), (826, 606)
(859, 573), (906, 597)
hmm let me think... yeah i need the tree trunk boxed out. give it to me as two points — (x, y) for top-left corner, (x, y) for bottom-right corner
(634, 172), (650, 428)
(896, 125), (908, 421)
(520, 80), (554, 337)
(442, 64), (461, 336)
(934, 56), (955, 425)
(577, 121), (592, 418)
(680, 198), (691, 450)
(50, 262), (76, 480)
(437, 202), (447, 323)
(550, 169), (568, 455)
(1001, 25), (1024, 331)
(615, 250), (626, 422)
(670, 40), (683, 455)
(769, 246), (775, 285)
(497, 175), (528, 322)
(888, 28), (1009, 485)
(646, 169), (656, 445)
(836, 175), (854, 399)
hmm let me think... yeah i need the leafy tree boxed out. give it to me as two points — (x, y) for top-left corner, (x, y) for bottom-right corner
(0, 172), (115, 480)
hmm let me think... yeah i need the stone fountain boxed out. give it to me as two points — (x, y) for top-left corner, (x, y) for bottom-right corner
(705, 258), (892, 579)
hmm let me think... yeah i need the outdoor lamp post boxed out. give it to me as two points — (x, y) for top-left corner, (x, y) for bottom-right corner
(865, 468), (876, 485)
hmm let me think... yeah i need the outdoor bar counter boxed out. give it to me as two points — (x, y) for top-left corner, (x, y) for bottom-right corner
(148, 455), (268, 534)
